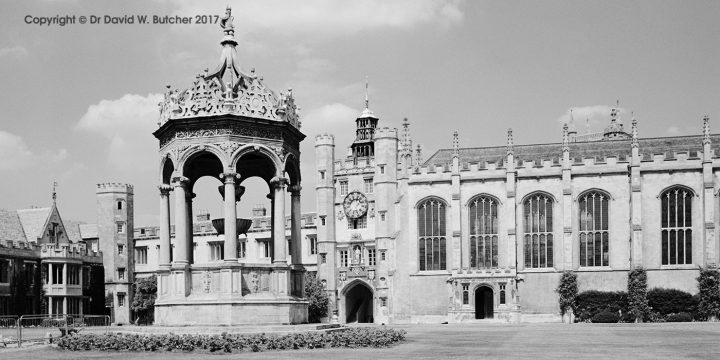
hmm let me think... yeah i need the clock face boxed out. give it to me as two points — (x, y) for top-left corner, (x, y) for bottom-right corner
(343, 191), (368, 219)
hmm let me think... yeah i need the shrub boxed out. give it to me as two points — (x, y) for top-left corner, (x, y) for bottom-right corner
(591, 310), (620, 323)
(665, 312), (693, 323)
(55, 327), (406, 353)
(647, 288), (697, 318)
(556, 271), (578, 316)
(305, 272), (329, 323)
(132, 275), (157, 325)
(697, 268), (720, 321)
(627, 268), (651, 322)
(575, 291), (628, 322)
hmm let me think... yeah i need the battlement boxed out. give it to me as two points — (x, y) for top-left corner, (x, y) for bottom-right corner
(39, 243), (102, 261)
(96, 182), (134, 194)
(315, 133), (335, 146)
(0, 240), (40, 252)
(374, 127), (398, 139)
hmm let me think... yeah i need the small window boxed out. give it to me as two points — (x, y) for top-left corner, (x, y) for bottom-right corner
(339, 180), (348, 196)
(118, 268), (125, 280)
(364, 178), (374, 193)
(367, 249), (376, 266)
(135, 247), (148, 265)
(462, 284), (469, 305)
(319, 171), (325, 180)
(380, 297), (387, 307)
(140, 228), (146, 235)
(117, 244), (124, 255)
(339, 250), (349, 267)
(210, 242), (224, 261)
(309, 236), (318, 255)
(321, 216), (326, 226)
(238, 241), (246, 259)
(117, 293), (125, 307)
(379, 165), (385, 174)
(0, 260), (10, 283)
(500, 283), (507, 305)
(117, 201), (123, 210)
(380, 212), (386, 221)
(348, 214), (367, 229)
(321, 254), (327, 263)
(116, 222), (125, 234)
(381, 251), (386, 261)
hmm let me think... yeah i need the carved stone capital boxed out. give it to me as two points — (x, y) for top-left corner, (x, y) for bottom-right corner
(186, 192), (197, 200)
(219, 172), (240, 184)
(158, 184), (173, 195)
(172, 176), (190, 188)
(289, 184), (302, 195)
(270, 176), (288, 189)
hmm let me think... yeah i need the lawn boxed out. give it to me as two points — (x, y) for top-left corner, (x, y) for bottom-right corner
(3, 322), (720, 359)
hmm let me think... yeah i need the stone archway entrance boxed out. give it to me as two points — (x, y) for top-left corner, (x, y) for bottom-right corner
(345, 283), (373, 323)
(475, 286), (494, 319)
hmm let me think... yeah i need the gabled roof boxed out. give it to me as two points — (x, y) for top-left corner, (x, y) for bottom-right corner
(16, 207), (51, 241)
(64, 220), (86, 243)
(424, 134), (720, 167)
(79, 223), (98, 239)
(0, 209), (26, 242)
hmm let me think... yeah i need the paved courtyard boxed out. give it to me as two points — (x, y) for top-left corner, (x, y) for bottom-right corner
(3, 322), (720, 359)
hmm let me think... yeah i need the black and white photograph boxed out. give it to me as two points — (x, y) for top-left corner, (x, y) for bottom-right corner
(0, 0), (719, 358)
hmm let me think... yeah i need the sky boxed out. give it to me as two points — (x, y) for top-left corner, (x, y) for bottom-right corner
(0, 0), (718, 227)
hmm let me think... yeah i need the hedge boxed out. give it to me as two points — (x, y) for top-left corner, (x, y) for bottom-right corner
(56, 327), (406, 353)
(647, 288), (697, 318)
(575, 291), (628, 322)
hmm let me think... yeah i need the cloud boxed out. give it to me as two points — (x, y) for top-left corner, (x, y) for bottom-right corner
(556, 105), (629, 132)
(0, 130), (71, 172)
(0, 131), (34, 170)
(76, 93), (162, 173)
(161, 0), (464, 39)
(0, 45), (28, 59)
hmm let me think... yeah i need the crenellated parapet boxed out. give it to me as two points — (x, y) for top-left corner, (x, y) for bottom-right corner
(96, 183), (134, 194)
(315, 133), (335, 146)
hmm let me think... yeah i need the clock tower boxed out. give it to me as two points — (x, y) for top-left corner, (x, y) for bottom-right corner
(315, 83), (399, 324)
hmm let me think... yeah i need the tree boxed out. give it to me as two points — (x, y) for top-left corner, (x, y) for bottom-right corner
(304, 272), (329, 323)
(131, 275), (157, 325)
(697, 268), (720, 321)
(556, 270), (578, 320)
(627, 268), (651, 322)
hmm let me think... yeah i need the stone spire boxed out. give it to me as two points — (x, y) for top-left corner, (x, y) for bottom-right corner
(703, 115), (711, 145)
(402, 118), (412, 155)
(631, 113), (639, 149)
(415, 144), (423, 166)
(452, 131), (459, 158)
(360, 77), (374, 118)
(506, 128), (514, 155)
(52, 181), (58, 204)
(205, 6), (255, 96)
(562, 123), (569, 153)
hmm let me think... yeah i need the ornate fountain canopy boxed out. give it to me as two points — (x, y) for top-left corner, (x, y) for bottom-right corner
(157, 6), (300, 128)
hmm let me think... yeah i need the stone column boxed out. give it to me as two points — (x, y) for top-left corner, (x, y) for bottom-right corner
(63, 297), (67, 315)
(272, 177), (288, 264)
(172, 176), (190, 266)
(221, 172), (239, 262)
(268, 192), (275, 260)
(48, 263), (53, 285)
(62, 263), (66, 285)
(158, 185), (173, 270)
(48, 296), (52, 315)
(290, 185), (302, 266)
(186, 191), (195, 264)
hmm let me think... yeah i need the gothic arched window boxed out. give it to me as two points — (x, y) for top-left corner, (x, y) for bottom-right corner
(579, 191), (609, 267)
(469, 196), (498, 269)
(523, 193), (554, 268)
(661, 187), (692, 265)
(418, 198), (447, 271)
